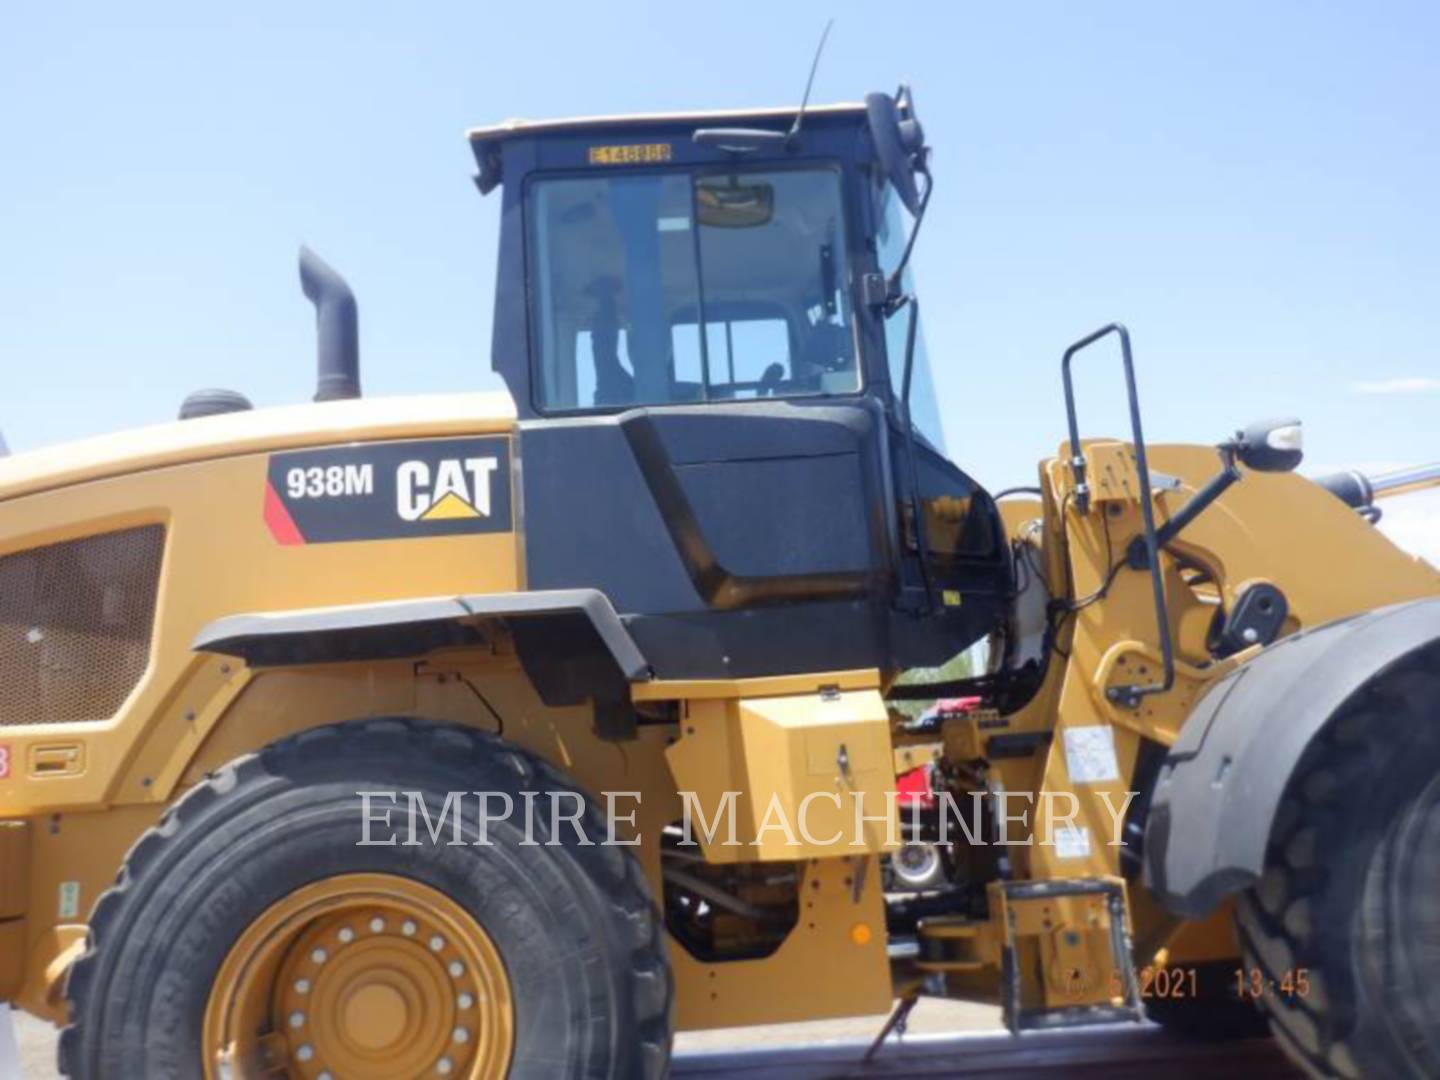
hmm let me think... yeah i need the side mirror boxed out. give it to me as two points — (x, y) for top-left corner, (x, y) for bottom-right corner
(865, 87), (925, 215)
(1146, 417), (1304, 556)
(1229, 418), (1303, 473)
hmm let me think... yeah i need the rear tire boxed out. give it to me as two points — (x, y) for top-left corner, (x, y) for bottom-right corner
(1235, 653), (1440, 1079)
(60, 718), (673, 1079)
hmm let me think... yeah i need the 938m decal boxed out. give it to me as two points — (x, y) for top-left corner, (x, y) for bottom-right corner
(264, 437), (512, 545)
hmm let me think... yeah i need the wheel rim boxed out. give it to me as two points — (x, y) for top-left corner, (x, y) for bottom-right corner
(203, 873), (514, 1079)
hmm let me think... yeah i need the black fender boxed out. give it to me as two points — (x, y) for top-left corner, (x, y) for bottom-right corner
(1144, 597), (1440, 917)
(193, 589), (651, 735)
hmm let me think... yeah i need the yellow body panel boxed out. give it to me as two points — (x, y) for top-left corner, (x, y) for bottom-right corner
(0, 392), (515, 502)
(664, 681), (898, 862)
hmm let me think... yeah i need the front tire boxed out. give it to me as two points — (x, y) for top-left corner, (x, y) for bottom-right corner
(1236, 654), (1440, 1078)
(60, 719), (673, 1079)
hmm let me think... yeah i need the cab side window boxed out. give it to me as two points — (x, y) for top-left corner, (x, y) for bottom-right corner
(528, 167), (859, 412)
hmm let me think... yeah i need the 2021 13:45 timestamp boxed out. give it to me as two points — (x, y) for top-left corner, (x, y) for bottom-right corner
(1235, 967), (1311, 999)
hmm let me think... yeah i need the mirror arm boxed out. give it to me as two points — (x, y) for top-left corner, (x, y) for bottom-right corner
(883, 166), (934, 313)
(898, 297), (935, 607)
(1132, 446), (1241, 564)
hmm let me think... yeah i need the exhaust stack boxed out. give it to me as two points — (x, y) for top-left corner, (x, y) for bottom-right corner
(299, 246), (361, 402)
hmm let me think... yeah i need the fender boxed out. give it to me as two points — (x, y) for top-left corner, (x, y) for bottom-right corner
(193, 588), (651, 736)
(1144, 597), (1440, 917)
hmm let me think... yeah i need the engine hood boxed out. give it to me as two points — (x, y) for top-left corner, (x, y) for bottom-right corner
(0, 392), (517, 502)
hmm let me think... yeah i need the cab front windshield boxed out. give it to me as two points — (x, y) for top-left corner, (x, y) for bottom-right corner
(528, 166), (858, 411)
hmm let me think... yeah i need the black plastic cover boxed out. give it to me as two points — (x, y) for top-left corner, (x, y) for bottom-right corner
(1145, 597), (1440, 916)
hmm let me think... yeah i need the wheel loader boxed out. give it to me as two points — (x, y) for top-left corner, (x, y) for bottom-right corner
(1, 86), (1438, 1080)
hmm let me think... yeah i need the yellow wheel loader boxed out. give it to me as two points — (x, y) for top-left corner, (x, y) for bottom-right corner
(1, 86), (1438, 1079)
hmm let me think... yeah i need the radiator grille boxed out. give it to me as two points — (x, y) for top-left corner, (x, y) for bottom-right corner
(0, 525), (165, 727)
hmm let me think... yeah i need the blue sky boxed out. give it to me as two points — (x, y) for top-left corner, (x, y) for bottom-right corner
(2, 1), (1437, 504)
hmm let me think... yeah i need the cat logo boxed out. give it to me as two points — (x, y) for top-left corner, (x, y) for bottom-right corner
(265, 437), (512, 545)
(397, 457), (499, 522)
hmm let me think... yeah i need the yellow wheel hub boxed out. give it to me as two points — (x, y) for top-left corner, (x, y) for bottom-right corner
(204, 873), (514, 1079)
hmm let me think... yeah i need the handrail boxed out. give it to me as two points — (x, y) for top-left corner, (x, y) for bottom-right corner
(1060, 323), (1175, 707)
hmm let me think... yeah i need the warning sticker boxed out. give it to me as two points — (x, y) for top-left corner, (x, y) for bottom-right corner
(1054, 825), (1092, 859)
(0, 744), (10, 780)
(58, 881), (80, 920)
(1063, 725), (1120, 784)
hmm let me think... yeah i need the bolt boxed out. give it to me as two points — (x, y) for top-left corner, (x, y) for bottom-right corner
(458, 992), (474, 1009)
(296, 1045), (314, 1062)
(453, 1027), (470, 1044)
(436, 1058), (454, 1075)
(402, 921), (417, 936)
(448, 961), (464, 978)
(338, 926), (354, 944)
(429, 935), (446, 952)
(294, 979), (311, 994)
(370, 917), (385, 933)
(289, 1011), (305, 1029)
(311, 948), (327, 964)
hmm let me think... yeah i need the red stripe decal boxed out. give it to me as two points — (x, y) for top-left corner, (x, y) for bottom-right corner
(263, 481), (306, 545)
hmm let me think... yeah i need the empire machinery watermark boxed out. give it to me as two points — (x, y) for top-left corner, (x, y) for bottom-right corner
(355, 788), (1142, 853)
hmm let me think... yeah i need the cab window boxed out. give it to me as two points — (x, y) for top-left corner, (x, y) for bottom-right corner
(528, 167), (859, 411)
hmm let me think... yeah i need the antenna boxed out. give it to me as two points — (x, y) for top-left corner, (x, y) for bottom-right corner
(786, 18), (835, 147)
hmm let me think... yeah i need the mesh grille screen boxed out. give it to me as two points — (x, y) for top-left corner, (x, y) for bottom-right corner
(0, 525), (165, 727)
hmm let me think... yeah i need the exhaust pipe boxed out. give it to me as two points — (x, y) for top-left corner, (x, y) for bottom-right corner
(298, 246), (361, 402)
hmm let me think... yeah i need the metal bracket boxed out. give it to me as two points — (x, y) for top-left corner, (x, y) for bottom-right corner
(998, 877), (1145, 1034)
